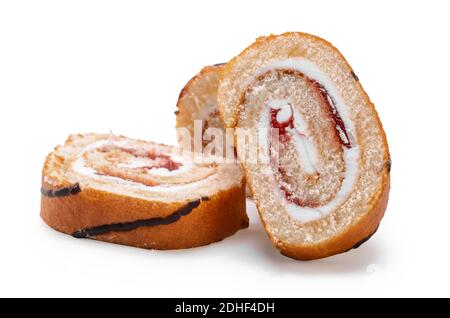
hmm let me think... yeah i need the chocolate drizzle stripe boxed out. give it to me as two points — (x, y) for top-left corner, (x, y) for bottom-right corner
(352, 226), (379, 250)
(385, 158), (392, 172)
(351, 70), (359, 81)
(213, 62), (226, 67)
(72, 199), (203, 238)
(41, 183), (81, 198)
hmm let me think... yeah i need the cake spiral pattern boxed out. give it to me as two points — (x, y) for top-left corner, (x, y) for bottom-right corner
(40, 133), (248, 250)
(218, 33), (390, 259)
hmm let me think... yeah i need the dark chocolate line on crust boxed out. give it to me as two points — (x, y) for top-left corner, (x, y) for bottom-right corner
(41, 183), (81, 198)
(72, 199), (203, 238)
(385, 158), (392, 172)
(351, 70), (359, 81)
(352, 226), (379, 250)
(213, 62), (226, 66)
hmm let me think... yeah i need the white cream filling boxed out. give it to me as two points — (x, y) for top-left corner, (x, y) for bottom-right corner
(256, 58), (356, 137)
(288, 108), (318, 175)
(71, 139), (214, 195)
(117, 159), (149, 169)
(274, 103), (293, 123)
(265, 100), (318, 174)
(255, 59), (360, 223)
(116, 154), (194, 177)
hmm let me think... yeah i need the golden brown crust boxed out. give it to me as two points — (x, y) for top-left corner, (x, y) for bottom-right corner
(276, 175), (390, 260)
(221, 32), (391, 260)
(41, 180), (248, 250)
(238, 148), (390, 260)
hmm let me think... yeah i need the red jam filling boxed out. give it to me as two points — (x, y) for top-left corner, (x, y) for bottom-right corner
(269, 105), (308, 206)
(268, 84), (352, 207)
(85, 145), (185, 187)
(118, 147), (182, 171)
(270, 107), (294, 142)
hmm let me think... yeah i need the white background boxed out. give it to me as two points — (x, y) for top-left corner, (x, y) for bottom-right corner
(0, 0), (449, 298)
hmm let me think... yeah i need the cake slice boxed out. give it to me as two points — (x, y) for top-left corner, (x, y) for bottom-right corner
(217, 32), (390, 259)
(41, 133), (248, 250)
(175, 63), (226, 154)
(175, 64), (252, 196)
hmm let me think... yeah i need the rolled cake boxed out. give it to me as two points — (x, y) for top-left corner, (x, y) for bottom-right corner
(176, 64), (252, 196)
(217, 32), (390, 260)
(40, 133), (248, 250)
(175, 63), (230, 156)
